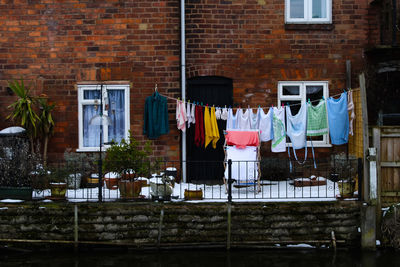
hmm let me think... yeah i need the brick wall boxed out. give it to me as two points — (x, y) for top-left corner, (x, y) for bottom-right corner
(0, 201), (361, 249)
(185, 0), (370, 157)
(0, 0), (181, 161)
(0, 0), (374, 162)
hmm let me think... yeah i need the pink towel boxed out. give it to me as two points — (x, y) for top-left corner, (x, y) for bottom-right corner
(225, 131), (259, 148)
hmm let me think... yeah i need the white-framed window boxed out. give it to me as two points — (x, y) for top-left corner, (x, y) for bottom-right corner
(77, 84), (130, 152)
(278, 81), (330, 147)
(285, 0), (332, 24)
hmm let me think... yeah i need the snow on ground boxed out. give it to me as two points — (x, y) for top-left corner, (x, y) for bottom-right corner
(0, 199), (24, 203)
(26, 178), (352, 203)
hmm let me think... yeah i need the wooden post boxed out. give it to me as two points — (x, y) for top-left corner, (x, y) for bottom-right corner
(359, 73), (369, 201)
(359, 73), (377, 250)
(368, 147), (378, 203)
(372, 127), (382, 238)
(74, 205), (78, 252)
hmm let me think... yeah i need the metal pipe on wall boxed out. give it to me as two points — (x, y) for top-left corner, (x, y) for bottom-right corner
(180, 0), (187, 182)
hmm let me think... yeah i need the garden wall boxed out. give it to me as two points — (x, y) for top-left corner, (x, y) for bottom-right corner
(0, 201), (361, 249)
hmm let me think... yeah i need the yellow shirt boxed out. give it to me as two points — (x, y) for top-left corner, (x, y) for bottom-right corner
(204, 106), (220, 149)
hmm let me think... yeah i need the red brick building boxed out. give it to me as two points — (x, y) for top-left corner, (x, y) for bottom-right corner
(0, 1), (384, 167)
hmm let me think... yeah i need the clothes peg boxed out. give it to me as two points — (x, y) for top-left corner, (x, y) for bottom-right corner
(308, 98), (311, 103)
(201, 102), (203, 106)
(154, 83), (158, 92)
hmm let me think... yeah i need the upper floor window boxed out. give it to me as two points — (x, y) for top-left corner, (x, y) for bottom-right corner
(285, 0), (332, 24)
(77, 84), (130, 151)
(278, 81), (330, 147)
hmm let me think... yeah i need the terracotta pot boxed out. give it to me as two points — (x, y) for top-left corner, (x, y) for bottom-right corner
(104, 177), (119, 190)
(118, 180), (142, 199)
(184, 189), (203, 200)
(50, 183), (67, 199)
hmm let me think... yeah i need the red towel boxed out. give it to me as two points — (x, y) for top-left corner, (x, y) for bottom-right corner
(225, 130), (259, 148)
(194, 106), (204, 147)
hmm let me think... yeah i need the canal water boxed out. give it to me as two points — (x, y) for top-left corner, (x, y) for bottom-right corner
(1, 248), (400, 267)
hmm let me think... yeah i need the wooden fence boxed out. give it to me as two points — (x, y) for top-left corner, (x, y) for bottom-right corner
(373, 126), (400, 207)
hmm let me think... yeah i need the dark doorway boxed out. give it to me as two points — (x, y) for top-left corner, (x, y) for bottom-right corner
(186, 76), (233, 183)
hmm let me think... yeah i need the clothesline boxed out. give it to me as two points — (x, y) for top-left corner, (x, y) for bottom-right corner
(160, 88), (360, 110)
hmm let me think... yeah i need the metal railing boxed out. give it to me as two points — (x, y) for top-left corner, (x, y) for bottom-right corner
(1, 158), (362, 202)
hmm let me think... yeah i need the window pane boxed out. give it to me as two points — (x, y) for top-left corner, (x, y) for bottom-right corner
(107, 90), (125, 143)
(309, 135), (323, 141)
(83, 105), (101, 147)
(283, 85), (300, 96)
(285, 100), (301, 115)
(312, 0), (327, 18)
(306, 85), (323, 103)
(290, 0), (304, 18)
(84, 90), (100, 100)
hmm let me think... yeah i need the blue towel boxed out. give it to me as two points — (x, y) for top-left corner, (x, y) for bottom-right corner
(327, 92), (349, 145)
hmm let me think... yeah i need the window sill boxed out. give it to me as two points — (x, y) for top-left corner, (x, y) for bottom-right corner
(285, 24), (334, 31)
(76, 147), (109, 152)
(286, 143), (332, 148)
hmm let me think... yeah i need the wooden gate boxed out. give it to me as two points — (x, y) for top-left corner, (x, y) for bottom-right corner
(373, 127), (400, 207)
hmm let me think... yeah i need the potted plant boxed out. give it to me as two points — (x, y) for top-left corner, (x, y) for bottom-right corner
(47, 165), (70, 200)
(6, 79), (39, 155)
(103, 132), (155, 199)
(37, 95), (55, 167)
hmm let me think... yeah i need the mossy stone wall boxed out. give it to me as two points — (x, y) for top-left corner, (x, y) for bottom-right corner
(0, 201), (360, 248)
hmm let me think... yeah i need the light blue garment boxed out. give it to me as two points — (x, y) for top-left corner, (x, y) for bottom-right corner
(327, 92), (349, 145)
(226, 108), (240, 130)
(286, 104), (307, 149)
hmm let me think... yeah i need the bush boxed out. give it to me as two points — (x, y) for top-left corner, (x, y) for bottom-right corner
(103, 132), (158, 179)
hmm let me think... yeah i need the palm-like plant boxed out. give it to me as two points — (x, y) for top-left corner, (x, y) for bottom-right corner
(38, 96), (56, 166)
(6, 79), (39, 154)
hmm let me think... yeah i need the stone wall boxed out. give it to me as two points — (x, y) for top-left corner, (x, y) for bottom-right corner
(0, 201), (361, 249)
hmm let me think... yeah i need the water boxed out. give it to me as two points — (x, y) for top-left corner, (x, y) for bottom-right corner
(1, 249), (400, 267)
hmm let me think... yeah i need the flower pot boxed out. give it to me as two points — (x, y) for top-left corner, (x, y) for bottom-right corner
(104, 178), (119, 190)
(49, 182), (67, 199)
(66, 173), (81, 189)
(103, 172), (120, 190)
(337, 180), (355, 198)
(87, 174), (100, 188)
(118, 180), (142, 199)
(0, 186), (32, 200)
(184, 189), (203, 200)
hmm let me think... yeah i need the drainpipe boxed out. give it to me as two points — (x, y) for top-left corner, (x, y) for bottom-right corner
(392, 0), (397, 46)
(180, 0), (187, 182)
